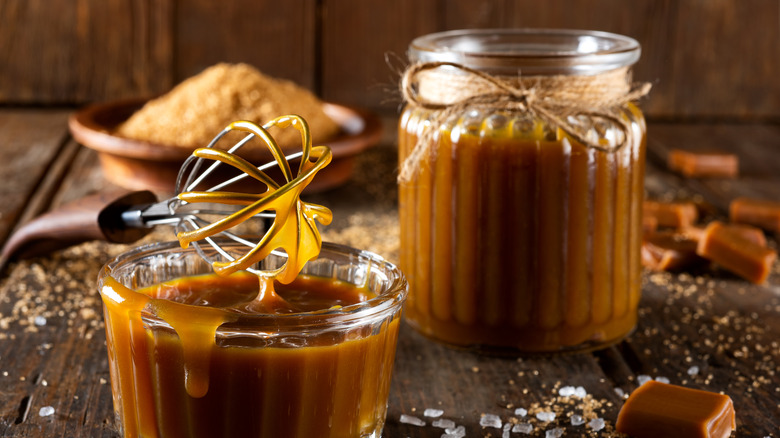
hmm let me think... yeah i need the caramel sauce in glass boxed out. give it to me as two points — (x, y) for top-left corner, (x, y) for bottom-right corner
(400, 109), (645, 352)
(99, 243), (406, 438)
(398, 30), (647, 352)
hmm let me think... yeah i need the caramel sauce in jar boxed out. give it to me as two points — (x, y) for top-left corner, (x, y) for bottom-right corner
(98, 241), (406, 438)
(399, 29), (647, 353)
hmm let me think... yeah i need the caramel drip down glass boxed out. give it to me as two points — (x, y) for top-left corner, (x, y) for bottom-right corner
(399, 29), (647, 353)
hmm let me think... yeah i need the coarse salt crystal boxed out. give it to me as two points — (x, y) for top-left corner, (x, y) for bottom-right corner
(432, 419), (456, 429)
(479, 413), (502, 428)
(545, 427), (564, 438)
(588, 418), (605, 431)
(514, 407), (528, 417)
(512, 423), (533, 434)
(655, 376), (670, 384)
(445, 425), (466, 436)
(442, 425), (466, 438)
(570, 414), (586, 426)
(39, 406), (55, 417)
(536, 411), (556, 422)
(502, 423), (512, 438)
(559, 385), (587, 398)
(559, 385), (576, 397)
(399, 414), (425, 426)
(34, 316), (47, 326)
(614, 387), (626, 398)
(687, 366), (700, 376)
(425, 408), (444, 418)
(637, 374), (653, 386)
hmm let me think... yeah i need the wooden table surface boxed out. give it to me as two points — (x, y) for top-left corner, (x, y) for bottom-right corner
(0, 109), (777, 437)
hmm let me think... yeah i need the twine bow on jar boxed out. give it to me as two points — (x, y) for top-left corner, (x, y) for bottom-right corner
(398, 61), (651, 182)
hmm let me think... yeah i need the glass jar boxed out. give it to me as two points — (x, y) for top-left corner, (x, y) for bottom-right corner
(398, 29), (647, 353)
(98, 240), (407, 438)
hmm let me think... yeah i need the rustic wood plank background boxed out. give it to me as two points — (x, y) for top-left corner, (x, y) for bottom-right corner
(1, 0), (778, 120)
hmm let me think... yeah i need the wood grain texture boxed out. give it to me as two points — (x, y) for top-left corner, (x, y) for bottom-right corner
(0, 111), (71, 247)
(319, 0), (441, 110)
(175, 0), (317, 90)
(440, 0), (780, 120)
(665, 0), (780, 120)
(0, 0), (778, 119)
(0, 312), (116, 437)
(0, 0), (174, 104)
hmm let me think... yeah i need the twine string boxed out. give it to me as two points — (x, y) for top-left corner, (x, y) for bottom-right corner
(399, 61), (651, 182)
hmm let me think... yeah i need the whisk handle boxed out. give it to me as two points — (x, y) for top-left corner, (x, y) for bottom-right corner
(1, 190), (158, 261)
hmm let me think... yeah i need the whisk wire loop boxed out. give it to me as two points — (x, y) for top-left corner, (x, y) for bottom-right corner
(171, 115), (333, 283)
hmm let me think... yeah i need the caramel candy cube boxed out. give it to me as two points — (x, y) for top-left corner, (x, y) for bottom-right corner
(641, 232), (705, 272)
(726, 223), (767, 247)
(730, 197), (780, 233)
(696, 221), (777, 284)
(684, 224), (766, 248)
(616, 381), (735, 438)
(642, 215), (658, 235)
(644, 201), (699, 229)
(668, 149), (738, 178)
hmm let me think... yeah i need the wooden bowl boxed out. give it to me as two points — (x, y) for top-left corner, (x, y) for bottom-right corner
(68, 98), (382, 193)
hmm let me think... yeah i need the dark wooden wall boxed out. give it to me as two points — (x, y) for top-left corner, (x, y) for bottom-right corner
(1, 0), (778, 120)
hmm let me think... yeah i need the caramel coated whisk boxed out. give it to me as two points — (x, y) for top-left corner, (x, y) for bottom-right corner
(0, 116), (333, 281)
(167, 116), (333, 283)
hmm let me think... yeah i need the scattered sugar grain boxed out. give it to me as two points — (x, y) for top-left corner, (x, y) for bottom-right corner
(545, 427), (564, 438)
(39, 406), (55, 417)
(513, 423), (533, 434)
(399, 414), (425, 426)
(514, 407), (527, 417)
(536, 411), (555, 422)
(432, 419), (455, 429)
(570, 414), (586, 426)
(424, 408), (444, 418)
(479, 413), (502, 428)
(588, 418), (605, 431)
(34, 316), (47, 326)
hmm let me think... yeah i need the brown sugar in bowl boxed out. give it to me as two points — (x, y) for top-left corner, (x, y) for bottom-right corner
(68, 98), (382, 193)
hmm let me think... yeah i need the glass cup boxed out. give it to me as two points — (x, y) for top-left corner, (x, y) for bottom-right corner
(97, 240), (407, 438)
